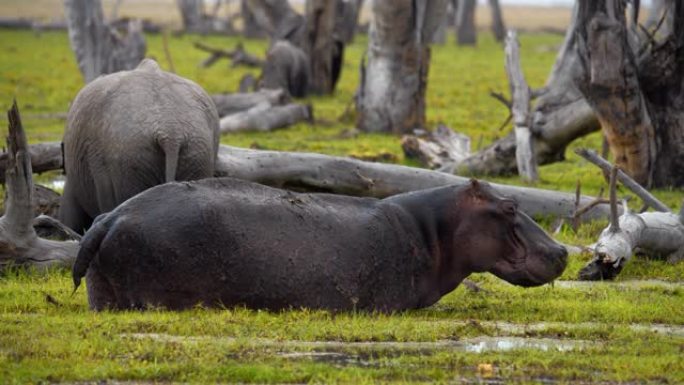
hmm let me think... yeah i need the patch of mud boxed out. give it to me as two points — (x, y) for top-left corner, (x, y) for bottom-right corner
(555, 279), (683, 291)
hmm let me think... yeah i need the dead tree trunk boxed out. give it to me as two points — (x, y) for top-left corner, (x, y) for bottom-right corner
(456, 0), (476, 46)
(219, 103), (312, 133)
(305, 0), (337, 94)
(335, 0), (364, 43)
(505, 30), (538, 182)
(65, 0), (146, 83)
(240, 0), (304, 43)
(576, 0), (684, 187)
(455, 3), (600, 176)
(356, 0), (447, 134)
(489, 0), (506, 42)
(0, 102), (79, 271)
(176, 0), (203, 31)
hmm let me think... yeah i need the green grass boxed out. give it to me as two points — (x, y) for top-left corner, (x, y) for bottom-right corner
(0, 28), (683, 384)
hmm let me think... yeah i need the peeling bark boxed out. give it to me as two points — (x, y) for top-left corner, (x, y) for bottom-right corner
(356, 0), (447, 134)
(576, 0), (684, 187)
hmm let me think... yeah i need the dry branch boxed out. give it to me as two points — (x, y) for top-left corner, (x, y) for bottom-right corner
(575, 148), (670, 212)
(504, 30), (538, 182)
(578, 151), (684, 280)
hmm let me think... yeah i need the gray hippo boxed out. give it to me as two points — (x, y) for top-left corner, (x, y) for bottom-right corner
(73, 177), (567, 312)
(60, 59), (219, 233)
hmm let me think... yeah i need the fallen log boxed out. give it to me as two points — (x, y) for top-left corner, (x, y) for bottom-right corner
(578, 164), (684, 281)
(219, 103), (312, 134)
(194, 42), (264, 68)
(0, 102), (78, 271)
(0, 144), (614, 221)
(211, 89), (290, 117)
(215, 146), (613, 221)
(401, 125), (471, 172)
(0, 141), (62, 183)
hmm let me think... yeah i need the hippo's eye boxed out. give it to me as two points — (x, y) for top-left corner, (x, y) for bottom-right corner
(500, 200), (517, 216)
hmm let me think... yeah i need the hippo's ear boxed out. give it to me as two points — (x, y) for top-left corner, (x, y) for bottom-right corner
(469, 179), (481, 190)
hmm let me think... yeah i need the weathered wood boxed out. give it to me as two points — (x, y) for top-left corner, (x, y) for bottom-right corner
(505, 30), (538, 183)
(305, 0), (337, 95)
(357, 0), (447, 134)
(489, 0), (506, 42)
(219, 103), (312, 133)
(576, 0), (684, 188)
(0, 102), (79, 271)
(575, 148), (670, 213)
(455, 3), (600, 177)
(335, 0), (364, 43)
(215, 145), (613, 221)
(0, 141), (62, 183)
(65, 0), (145, 83)
(401, 125), (471, 171)
(456, 0), (476, 45)
(212, 89), (290, 117)
(579, 160), (684, 280)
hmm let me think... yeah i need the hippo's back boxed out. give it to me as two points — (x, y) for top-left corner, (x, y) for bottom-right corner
(82, 177), (432, 311)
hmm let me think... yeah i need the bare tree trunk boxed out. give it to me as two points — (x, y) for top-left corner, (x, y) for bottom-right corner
(212, 89), (290, 117)
(0, 102), (79, 271)
(455, 3), (600, 176)
(65, 0), (146, 83)
(575, 0), (684, 187)
(305, 0), (337, 94)
(240, 0), (304, 43)
(505, 30), (538, 182)
(489, 0), (506, 42)
(335, 0), (364, 43)
(241, 0), (266, 38)
(356, 0), (447, 134)
(456, 0), (476, 46)
(176, 0), (205, 32)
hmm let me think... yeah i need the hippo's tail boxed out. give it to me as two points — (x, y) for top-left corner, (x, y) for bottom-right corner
(72, 214), (111, 293)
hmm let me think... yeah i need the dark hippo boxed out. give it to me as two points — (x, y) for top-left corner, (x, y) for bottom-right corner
(73, 178), (567, 312)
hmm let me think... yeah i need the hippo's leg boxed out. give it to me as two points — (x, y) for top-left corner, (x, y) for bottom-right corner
(59, 190), (92, 234)
(85, 267), (118, 311)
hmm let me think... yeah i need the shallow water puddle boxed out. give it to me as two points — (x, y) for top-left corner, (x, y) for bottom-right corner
(124, 333), (589, 354)
(461, 321), (684, 338)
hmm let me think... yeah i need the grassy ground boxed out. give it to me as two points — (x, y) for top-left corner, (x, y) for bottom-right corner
(0, 28), (683, 384)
